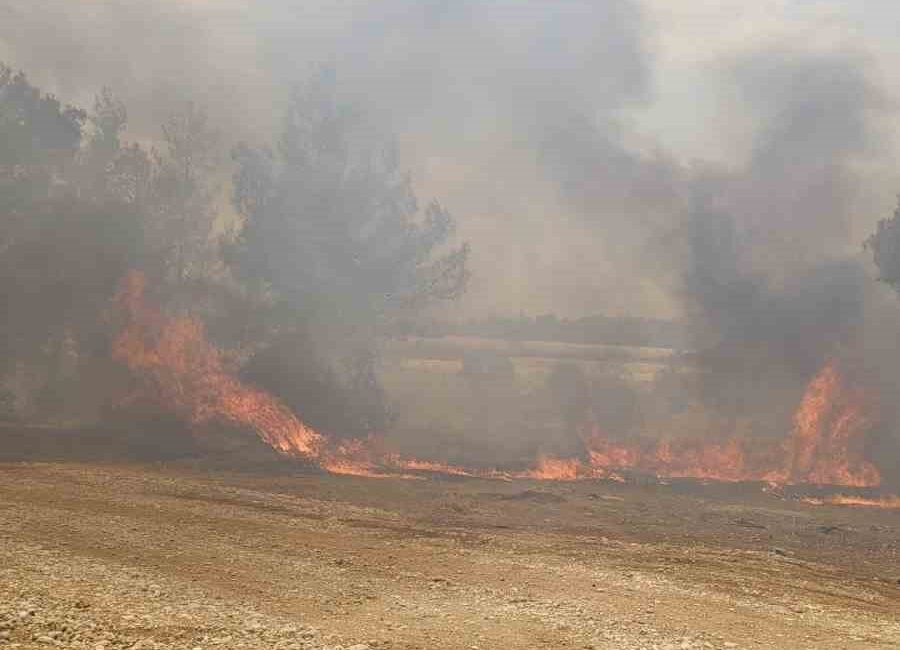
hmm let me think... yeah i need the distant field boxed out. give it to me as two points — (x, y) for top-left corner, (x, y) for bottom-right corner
(379, 336), (681, 465)
(383, 335), (677, 390)
(384, 335), (678, 363)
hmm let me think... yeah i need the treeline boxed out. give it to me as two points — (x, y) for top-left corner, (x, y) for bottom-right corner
(0, 63), (469, 436)
(395, 314), (688, 349)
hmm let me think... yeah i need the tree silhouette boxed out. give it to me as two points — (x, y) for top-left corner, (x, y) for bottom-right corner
(230, 67), (469, 437)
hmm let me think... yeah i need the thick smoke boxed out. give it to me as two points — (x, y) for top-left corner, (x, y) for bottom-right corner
(668, 48), (888, 434)
(0, 0), (665, 317)
(3, 1), (900, 471)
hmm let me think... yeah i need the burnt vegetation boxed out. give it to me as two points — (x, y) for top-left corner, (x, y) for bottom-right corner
(3, 5), (900, 649)
(0, 63), (469, 441)
(0, 51), (899, 487)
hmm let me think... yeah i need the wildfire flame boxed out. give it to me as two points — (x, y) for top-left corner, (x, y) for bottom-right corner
(110, 273), (886, 493)
(785, 362), (879, 487)
(517, 456), (586, 481)
(112, 271), (324, 457)
(563, 361), (881, 487)
(801, 494), (900, 509)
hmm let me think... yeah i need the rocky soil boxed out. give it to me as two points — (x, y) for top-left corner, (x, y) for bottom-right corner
(0, 462), (898, 649)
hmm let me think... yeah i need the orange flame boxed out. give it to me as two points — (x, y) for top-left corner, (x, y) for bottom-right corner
(112, 271), (324, 457)
(579, 432), (761, 483)
(518, 456), (586, 481)
(110, 273), (885, 495)
(785, 362), (879, 487)
(567, 361), (881, 487)
(800, 495), (900, 509)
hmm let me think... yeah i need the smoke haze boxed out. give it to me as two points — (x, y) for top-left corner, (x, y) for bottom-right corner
(4, 1), (900, 478)
(5, 1), (900, 318)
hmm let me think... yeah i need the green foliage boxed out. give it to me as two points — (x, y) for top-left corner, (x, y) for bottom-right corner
(0, 70), (134, 420)
(147, 102), (221, 290)
(0, 65), (86, 215)
(0, 64), (85, 167)
(228, 67), (469, 438)
(0, 386), (15, 421)
(0, 62), (469, 437)
(866, 198), (900, 292)
(0, 63), (221, 423)
(230, 67), (469, 324)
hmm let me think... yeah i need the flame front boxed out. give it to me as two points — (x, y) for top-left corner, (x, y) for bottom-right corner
(110, 274), (884, 492)
(805, 494), (900, 509)
(112, 272), (324, 458)
(785, 362), (879, 487)
(563, 361), (882, 487)
(518, 456), (586, 481)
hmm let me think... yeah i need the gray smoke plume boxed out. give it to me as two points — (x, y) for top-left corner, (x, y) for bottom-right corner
(3, 1), (900, 470)
(674, 48), (887, 428)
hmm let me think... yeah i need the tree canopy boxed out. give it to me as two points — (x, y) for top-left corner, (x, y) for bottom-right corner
(0, 63), (470, 439)
(228, 68), (470, 438)
(230, 68), (469, 327)
(866, 199), (900, 292)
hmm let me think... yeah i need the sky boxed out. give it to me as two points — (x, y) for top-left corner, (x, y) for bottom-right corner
(3, 0), (900, 319)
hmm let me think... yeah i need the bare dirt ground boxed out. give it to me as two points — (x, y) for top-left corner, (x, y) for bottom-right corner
(1, 458), (899, 650)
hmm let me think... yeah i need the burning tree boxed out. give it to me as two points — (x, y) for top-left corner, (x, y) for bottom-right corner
(227, 66), (470, 439)
(0, 66), (137, 421)
(0, 65), (225, 424)
(0, 62), (468, 457)
(866, 198), (900, 291)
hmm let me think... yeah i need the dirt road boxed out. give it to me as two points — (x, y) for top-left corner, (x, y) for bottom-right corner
(1, 462), (898, 649)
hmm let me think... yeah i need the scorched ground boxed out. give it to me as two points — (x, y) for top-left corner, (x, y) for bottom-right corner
(0, 460), (898, 650)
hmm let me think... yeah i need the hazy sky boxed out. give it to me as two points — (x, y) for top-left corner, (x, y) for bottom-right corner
(3, 0), (900, 319)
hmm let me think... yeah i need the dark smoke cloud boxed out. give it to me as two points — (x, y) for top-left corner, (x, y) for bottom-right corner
(4, 2), (900, 462)
(663, 47), (894, 434)
(258, 0), (661, 316)
(1, 2), (895, 317)
(0, 0), (668, 317)
(683, 46), (885, 342)
(727, 48), (886, 269)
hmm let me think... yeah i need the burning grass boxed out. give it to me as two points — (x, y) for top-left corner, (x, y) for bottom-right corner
(111, 272), (889, 497)
(801, 494), (900, 509)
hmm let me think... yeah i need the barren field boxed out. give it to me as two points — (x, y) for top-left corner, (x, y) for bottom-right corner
(1, 458), (899, 650)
